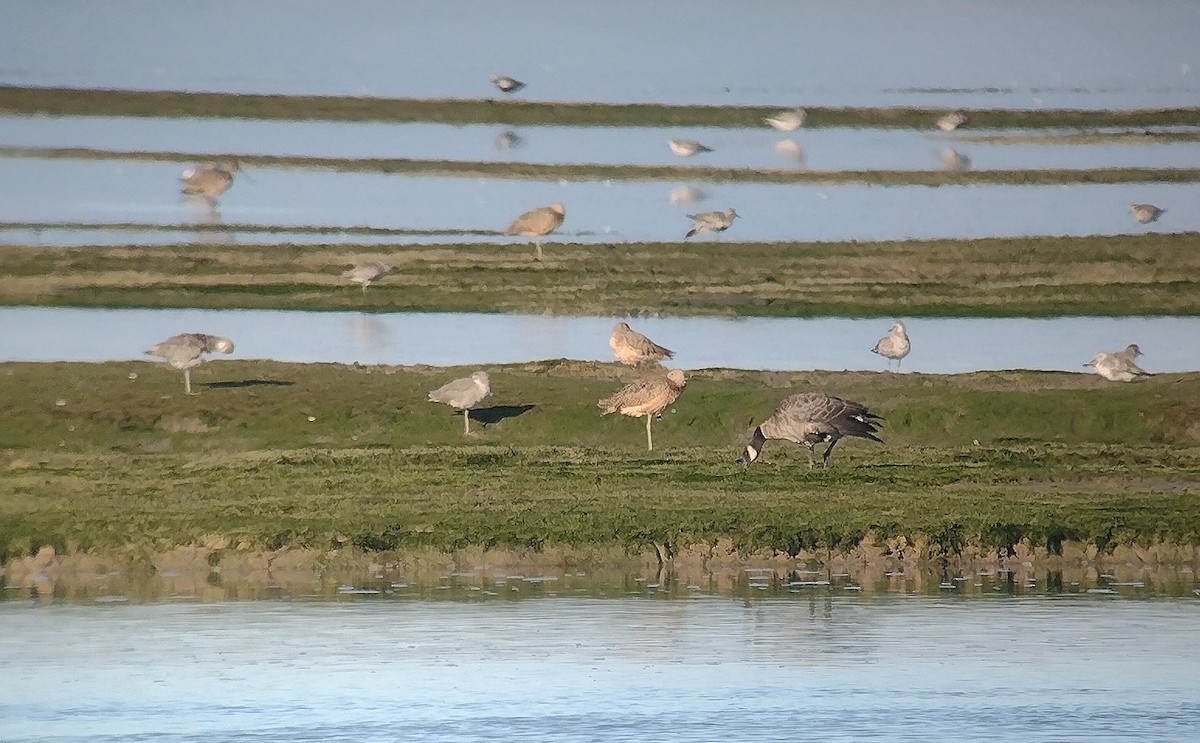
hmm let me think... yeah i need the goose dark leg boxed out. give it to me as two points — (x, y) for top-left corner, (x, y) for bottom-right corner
(822, 439), (839, 469)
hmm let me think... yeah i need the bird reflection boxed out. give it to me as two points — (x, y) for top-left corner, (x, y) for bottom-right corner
(773, 139), (805, 166)
(183, 196), (233, 244)
(349, 313), (390, 352)
(669, 185), (707, 206)
(939, 148), (971, 171)
(494, 129), (523, 150)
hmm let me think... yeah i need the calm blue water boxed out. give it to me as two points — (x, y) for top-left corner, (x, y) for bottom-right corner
(2, 156), (1198, 245)
(1, 307), (1198, 374)
(1, 596), (1197, 742)
(5, 115), (1200, 170)
(2, 0), (1199, 109)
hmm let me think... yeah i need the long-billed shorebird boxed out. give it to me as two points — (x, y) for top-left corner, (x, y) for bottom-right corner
(741, 392), (883, 469)
(609, 322), (674, 366)
(668, 138), (713, 157)
(1086, 345), (1152, 382)
(428, 371), (492, 434)
(598, 368), (687, 451)
(491, 75), (525, 94)
(764, 108), (807, 131)
(145, 332), (234, 395)
(342, 261), (392, 295)
(180, 161), (238, 202)
(504, 202), (565, 261)
(936, 111), (968, 132)
(871, 321), (911, 370)
(1129, 203), (1164, 224)
(685, 208), (738, 239)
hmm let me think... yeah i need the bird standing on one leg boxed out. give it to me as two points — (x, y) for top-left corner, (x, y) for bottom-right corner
(598, 369), (687, 451)
(145, 333), (235, 395)
(428, 371), (492, 434)
(871, 321), (911, 370)
(741, 392), (883, 469)
(504, 202), (565, 261)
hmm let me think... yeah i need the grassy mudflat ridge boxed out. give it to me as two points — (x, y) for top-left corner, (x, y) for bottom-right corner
(2, 360), (1198, 565)
(5, 85), (1200, 128)
(2, 234), (1199, 317)
(7, 146), (1200, 186)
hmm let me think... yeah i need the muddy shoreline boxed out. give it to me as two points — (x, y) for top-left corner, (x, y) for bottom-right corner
(6, 537), (1198, 602)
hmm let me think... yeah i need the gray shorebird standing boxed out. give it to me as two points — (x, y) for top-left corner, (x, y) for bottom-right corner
(428, 371), (492, 434)
(598, 368), (687, 451)
(1129, 203), (1164, 224)
(145, 332), (234, 395)
(764, 108), (807, 131)
(491, 75), (525, 94)
(504, 202), (565, 261)
(741, 392), (883, 469)
(668, 138), (713, 157)
(936, 111), (968, 132)
(609, 322), (674, 366)
(871, 321), (911, 370)
(180, 161), (238, 202)
(342, 261), (392, 295)
(1086, 344), (1152, 382)
(685, 208), (739, 239)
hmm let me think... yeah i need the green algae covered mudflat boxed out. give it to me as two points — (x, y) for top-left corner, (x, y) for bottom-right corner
(2, 360), (1197, 564)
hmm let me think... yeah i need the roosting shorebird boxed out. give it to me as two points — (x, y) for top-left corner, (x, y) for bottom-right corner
(936, 111), (968, 132)
(1085, 344), (1152, 382)
(342, 261), (392, 295)
(1129, 203), (1164, 224)
(145, 332), (235, 395)
(685, 208), (739, 239)
(764, 108), (807, 132)
(180, 161), (238, 202)
(428, 371), (492, 434)
(504, 202), (565, 261)
(491, 75), (525, 94)
(668, 138), (713, 157)
(609, 322), (674, 366)
(871, 321), (911, 370)
(598, 368), (687, 451)
(741, 392), (883, 470)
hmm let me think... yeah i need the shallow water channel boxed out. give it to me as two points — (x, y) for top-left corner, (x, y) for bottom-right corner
(3, 306), (1198, 374)
(1, 595), (1197, 742)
